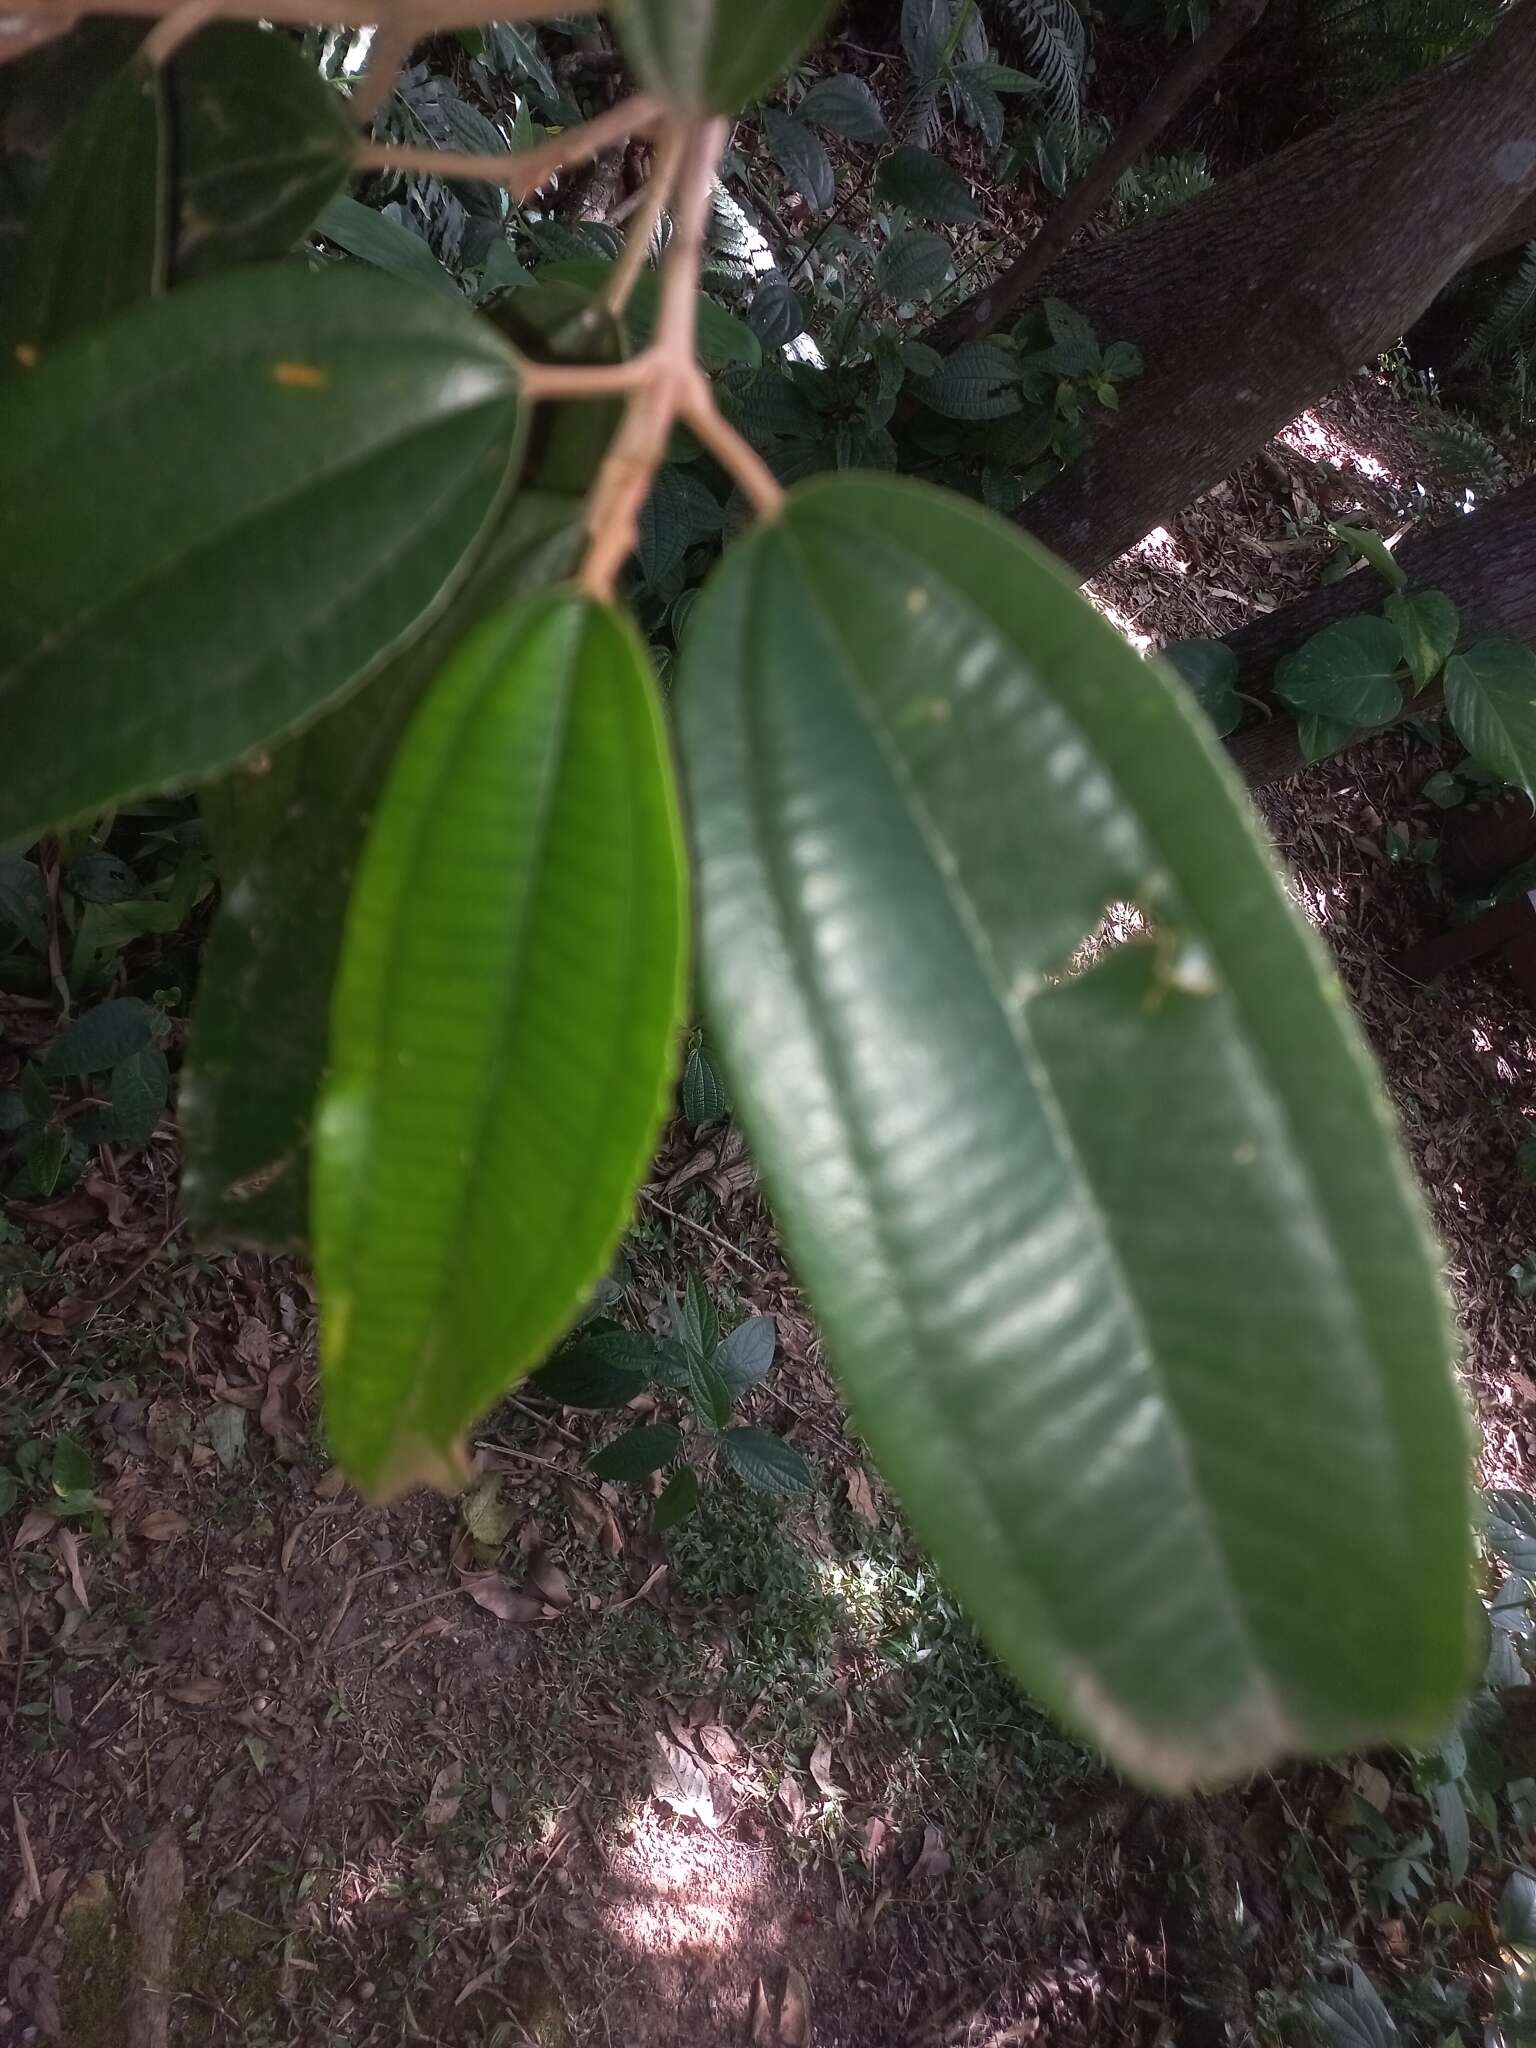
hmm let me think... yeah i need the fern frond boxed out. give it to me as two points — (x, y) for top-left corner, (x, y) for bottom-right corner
(1408, 404), (1508, 492)
(1459, 244), (1536, 367)
(1302, 0), (1501, 102)
(983, 0), (1086, 140)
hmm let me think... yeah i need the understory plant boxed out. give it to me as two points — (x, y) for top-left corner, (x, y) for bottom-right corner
(0, 0), (1476, 1795)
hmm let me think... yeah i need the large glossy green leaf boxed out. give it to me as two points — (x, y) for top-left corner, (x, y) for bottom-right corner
(612, 0), (833, 113)
(1, 58), (168, 367)
(677, 473), (1471, 1791)
(1384, 588), (1459, 694)
(1443, 640), (1536, 797)
(314, 594), (689, 1496)
(168, 23), (353, 280)
(1273, 615), (1404, 727)
(183, 495), (584, 1250)
(0, 263), (524, 846)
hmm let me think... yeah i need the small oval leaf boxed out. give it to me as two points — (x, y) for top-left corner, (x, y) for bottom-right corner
(721, 1427), (813, 1496)
(677, 474), (1470, 1791)
(874, 146), (978, 224)
(314, 592), (689, 1497)
(0, 264), (525, 844)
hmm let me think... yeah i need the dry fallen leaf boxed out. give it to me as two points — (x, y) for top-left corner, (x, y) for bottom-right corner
(164, 1677), (223, 1707)
(651, 1733), (729, 1830)
(526, 1553), (571, 1610)
(459, 1572), (544, 1624)
(748, 1976), (775, 2045)
(138, 1509), (189, 1543)
(314, 1466), (348, 1501)
(776, 1774), (807, 1827)
(1353, 1760), (1392, 1813)
(857, 1815), (888, 1868)
(235, 1317), (271, 1369)
(909, 1822), (951, 1883)
(778, 1961), (811, 2047)
(54, 1528), (89, 1612)
(808, 1733), (846, 1801)
(697, 1723), (741, 1768)
(423, 1762), (464, 1832)
(844, 1465), (878, 1524)
(12, 1508), (56, 1552)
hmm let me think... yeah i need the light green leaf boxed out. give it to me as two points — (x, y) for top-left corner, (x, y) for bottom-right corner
(169, 24), (353, 280)
(315, 195), (461, 299)
(1, 59), (168, 367)
(590, 1423), (682, 1482)
(1160, 639), (1242, 738)
(797, 74), (891, 142)
(0, 264), (525, 846)
(676, 1271), (720, 1368)
(677, 473), (1470, 1791)
(721, 1427), (813, 1495)
(875, 228), (953, 301)
(1330, 523), (1407, 592)
(1444, 641), (1536, 797)
(1384, 588), (1459, 694)
(874, 146), (978, 224)
(182, 502), (589, 1253)
(1273, 616), (1405, 728)
(654, 1463), (701, 1530)
(314, 593), (688, 1497)
(612, 0), (833, 113)
(762, 109), (834, 211)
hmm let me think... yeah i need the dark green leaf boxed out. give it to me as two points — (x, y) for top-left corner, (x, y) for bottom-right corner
(26, 1123), (66, 1196)
(950, 67), (1005, 147)
(797, 74), (891, 141)
(654, 1463), (701, 1530)
(1297, 712), (1358, 763)
(689, 1350), (734, 1430)
(51, 1435), (93, 1495)
(674, 1273), (721, 1372)
(1518, 1137), (1536, 1183)
(169, 24), (353, 281)
(1502, 1870), (1536, 1956)
(1422, 768), (1464, 808)
(484, 279), (625, 497)
(539, 259), (760, 370)
(589, 1423), (682, 1481)
(637, 467), (725, 586)
(18, 1065), (51, 1124)
(1434, 1776), (1469, 1884)
(64, 854), (140, 904)
(612, 0), (834, 113)
(1161, 639), (1242, 739)
(721, 1427), (813, 1495)
(682, 1044), (730, 1123)
(1102, 339), (1143, 383)
(1307, 1972), (1401, 2048)
(183, 496), (586, 1252)
(315, 195), (460, 298)
(110, 1044), (169, 1148)
(0, 265), (526, 845)
(749, 272), (807, 349)
(1, 59), (167, 368)
(875, 228), (953, 300)
(762, 109), (834, 211)
(1273, 617), (1405, 728)
(918, 341), (1023, 420)
(874, 146), (978, 224)
(0, 1092), (29, 1134)
(533, 1334), (651, 1408)
(717, 1315), (776, 1396)
(1330, 523), (1406, 593)
(678, 473), (1470, 1790)
(314, 594), (688, 1496)
(1384, 588), (1459, 694)
(0, 857), (48, 949)
(1444, 641), (1536, 798)
(44, 998), (158, 1077)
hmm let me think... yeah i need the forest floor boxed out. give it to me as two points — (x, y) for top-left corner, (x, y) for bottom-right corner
(6, 388), (1536, 2047)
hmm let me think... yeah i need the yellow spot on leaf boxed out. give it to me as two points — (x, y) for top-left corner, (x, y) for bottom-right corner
(271, 360), (328, 390)
(905, 587), (930, 615)
(13, 342), (38, 369)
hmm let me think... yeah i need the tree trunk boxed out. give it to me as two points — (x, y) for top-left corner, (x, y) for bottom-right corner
(1221, 479), (1536, 788)
(995, 6), (1536, 578)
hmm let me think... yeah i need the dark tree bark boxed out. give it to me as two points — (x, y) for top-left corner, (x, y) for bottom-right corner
(989, 6), (1536, 578)
(1219, 480), (1536, 788)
